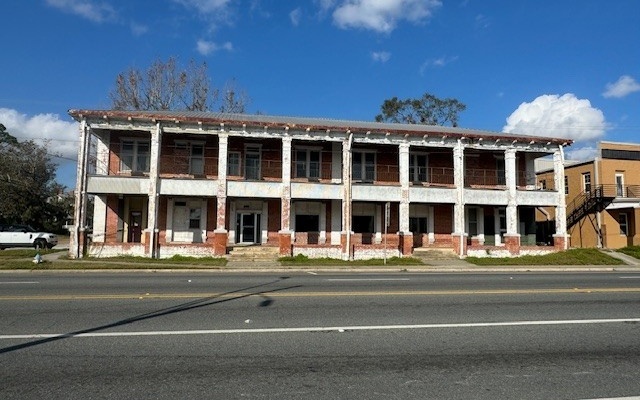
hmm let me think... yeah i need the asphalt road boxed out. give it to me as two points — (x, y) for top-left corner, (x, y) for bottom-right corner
(2, 271), (640, 399)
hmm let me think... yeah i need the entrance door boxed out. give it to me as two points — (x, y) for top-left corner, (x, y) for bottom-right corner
(236, 213), (261, 244)
(128, 211), (142, 243)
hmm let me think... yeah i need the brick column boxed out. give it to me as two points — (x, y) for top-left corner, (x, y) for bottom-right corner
(342, 132), (353, 260)
(398, 142), (412, 255)
(279, 136), (293, 256)
(214, 134), (229, 256)
(452, 140), (465, 255)
(147, 123), (162, 258)
(70, 119), (91, 259)
(504, 148), (520, 255)
(552, 146), (569, 250)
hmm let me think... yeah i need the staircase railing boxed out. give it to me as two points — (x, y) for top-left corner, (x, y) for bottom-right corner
(566, 185), (617, 229)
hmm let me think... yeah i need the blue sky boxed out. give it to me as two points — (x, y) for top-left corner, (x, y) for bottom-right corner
(1, 0), (639, 188)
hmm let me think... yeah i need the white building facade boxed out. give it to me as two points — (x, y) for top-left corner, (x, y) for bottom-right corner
(68, 110), (571, 260)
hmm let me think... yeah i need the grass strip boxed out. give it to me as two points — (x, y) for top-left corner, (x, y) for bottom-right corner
(466, 248), (624, 266)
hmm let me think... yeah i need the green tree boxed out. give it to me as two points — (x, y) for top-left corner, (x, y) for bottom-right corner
(0, 126), (70, 231)
(375, 92), (466, 127)
(110, 57), (249, 113)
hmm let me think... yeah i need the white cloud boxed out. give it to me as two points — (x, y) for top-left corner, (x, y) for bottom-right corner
(290, 8), (302, 26)
(503, 94), (607, 142)
(565, 146), (597, 162)
(46, 0), (116, 23)
(419, 55), (458, 74)
(130, 21), (149, 36)
(332, 0), (442, 33)
(196, 39), (233, 56)
(602, 75), (640, 98)
(0, 108), (78, 161)
(173, 0), (232, 14)
(371, 51), (391, 63)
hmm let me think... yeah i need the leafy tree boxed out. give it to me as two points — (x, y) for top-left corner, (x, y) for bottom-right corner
(0, 126), (71, 232)
(375, 92), (466, 127)
(110, 57), (249, 113)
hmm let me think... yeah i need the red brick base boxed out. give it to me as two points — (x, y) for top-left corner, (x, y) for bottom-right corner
(213, 231), (228, 256)
(451, 233), (468, 256)
(279, 232), (292, 256)
(504, 234), (521, 255)
(399, 233), (413, 256)
(553, 234), (568, 251)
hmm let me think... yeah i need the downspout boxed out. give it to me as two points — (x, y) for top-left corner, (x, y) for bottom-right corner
(594, 147), (603, 248)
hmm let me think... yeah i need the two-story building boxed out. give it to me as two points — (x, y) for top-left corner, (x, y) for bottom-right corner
(68, 109), (571, 260)
(537, 141), (640, 249)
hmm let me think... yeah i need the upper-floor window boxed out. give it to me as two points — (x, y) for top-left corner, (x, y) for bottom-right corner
(564, 176), (569, 195)
(582, 172), (591, 193)
(228, 152), (241, 176)
(495, 156), (506, 186)
(353, 151), (375, 182)
(409, 153), (428, 182)
(175, 141), (204, 175)
(244, 145), (261, 180)
(540, 179), (547, 190)
(615, 173), (624, 197)
(121, 139), (150, 173)
(295, 148), (321, 179)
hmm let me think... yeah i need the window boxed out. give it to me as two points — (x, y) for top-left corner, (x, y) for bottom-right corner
(175, 141), (204, 175)
(616, 173), (624, 197)
(353, 215), (374, 233)
(228, 152), (240, 176)
(619, 213), (629, 236)
(540, 179), (547, 190)
(295, 149), (321, 179)
(245, 145), (261, 180)
(121, 140), (150, 173)
(409, 153), (428, 182)
(564, 176), (569, 195)
(190, 144), (204, 175)
(295, 215), (319, 232)
(468, 208), (478, 236)
(189, 208), (201, 229)
(353, 151), (375, 182)
(496, 156), (506, 186)
(582, 172), (592, 193)
(409, 217), (428, 234)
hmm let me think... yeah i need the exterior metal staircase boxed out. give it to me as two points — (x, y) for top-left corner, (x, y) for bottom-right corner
(566, 185), (617, 230)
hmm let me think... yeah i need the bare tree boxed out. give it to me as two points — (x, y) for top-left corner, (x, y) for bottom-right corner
(110, 57), (249, 112)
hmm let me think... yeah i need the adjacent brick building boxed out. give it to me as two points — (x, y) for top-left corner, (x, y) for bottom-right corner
(537, 141), (640, 249)
(68, 110), (571, 259)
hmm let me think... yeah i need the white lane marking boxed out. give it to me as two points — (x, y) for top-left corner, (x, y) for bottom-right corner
(580, 397), (640, 400)
(326, 278), (411, 282)
(0, 281), (39, 284)
(306, 272), (317, 275)
(2, 318), (639, 340)
(619, 276), (640, 279)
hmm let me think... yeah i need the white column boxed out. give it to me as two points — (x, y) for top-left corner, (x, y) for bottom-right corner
(342, 133), (353, 260)
(398, 143), (410, 233)
(375, 204), (382, 244)
(331, 199), (341, 245)
(428, 206), (435, 244)
(280, 136), (292, 233)
(216, 134), (228, 233)
(453, 140), (465, 235)
(319, 202), (327, 244)
(147, 123), (162, 258)
(92, 196), (107, 243)
(504, 148), (519, 236)
(553, 146), (568, 248)
(95, 131), (110, 175)
(70, 119), (91, 259)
